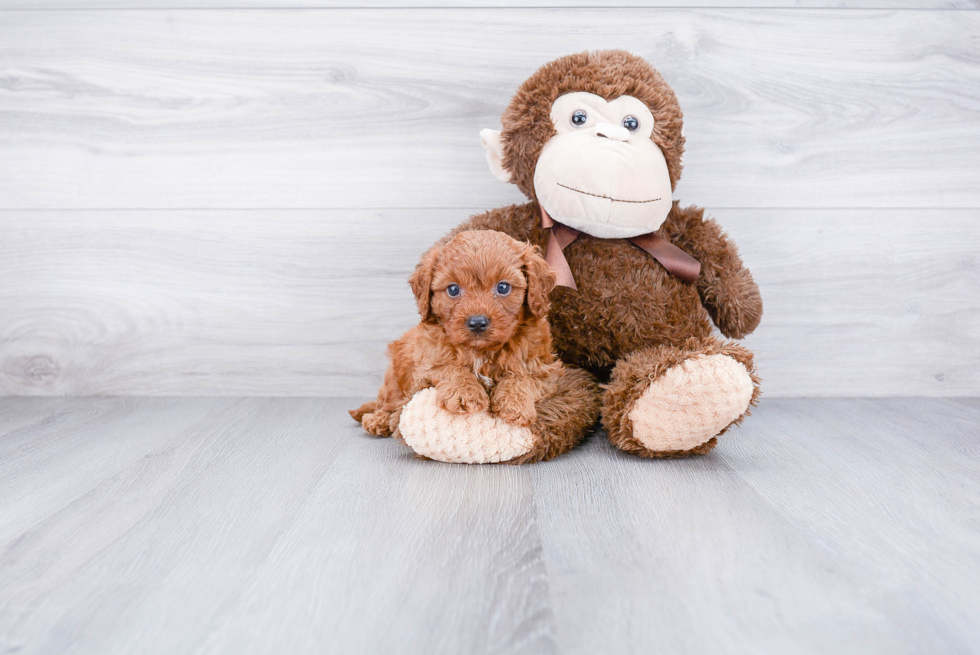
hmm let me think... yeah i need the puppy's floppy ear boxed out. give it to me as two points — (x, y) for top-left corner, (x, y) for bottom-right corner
(522, 243), (556, 319)
(409, 245), (441, 323)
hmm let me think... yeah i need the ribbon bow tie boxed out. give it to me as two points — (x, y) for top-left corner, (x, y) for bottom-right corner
(540, 204), (701, 290)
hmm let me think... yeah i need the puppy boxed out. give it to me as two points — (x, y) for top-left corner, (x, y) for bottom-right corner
(350, 230), (559, 437)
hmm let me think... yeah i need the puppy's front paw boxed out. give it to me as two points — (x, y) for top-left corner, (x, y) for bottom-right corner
(438, 381), (490, 414)
(491, 389), (537, 427)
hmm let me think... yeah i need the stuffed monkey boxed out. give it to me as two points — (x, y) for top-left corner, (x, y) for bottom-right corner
(398, 50), (762, 462)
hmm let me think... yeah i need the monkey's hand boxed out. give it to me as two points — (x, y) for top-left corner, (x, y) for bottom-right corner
(665, 207), (763, 340)
(699, 267), (763, 339)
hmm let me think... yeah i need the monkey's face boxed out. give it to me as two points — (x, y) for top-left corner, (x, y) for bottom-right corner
(532, 92), (673, 239)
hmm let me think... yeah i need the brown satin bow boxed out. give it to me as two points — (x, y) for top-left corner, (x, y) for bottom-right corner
(540, 205), (701, 290)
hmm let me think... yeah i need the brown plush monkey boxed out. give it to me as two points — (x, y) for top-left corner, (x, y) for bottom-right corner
(408, 50), (762, 461)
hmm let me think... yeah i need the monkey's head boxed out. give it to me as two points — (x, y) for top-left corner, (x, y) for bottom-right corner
(481, 50), (684, 239)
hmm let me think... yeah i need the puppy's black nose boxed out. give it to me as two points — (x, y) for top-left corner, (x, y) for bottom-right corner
(467, 315), (490, 334)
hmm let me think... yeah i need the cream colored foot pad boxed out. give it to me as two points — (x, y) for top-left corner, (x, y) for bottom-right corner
(628, 354), (754, 452)
(399, 388), (535, 464)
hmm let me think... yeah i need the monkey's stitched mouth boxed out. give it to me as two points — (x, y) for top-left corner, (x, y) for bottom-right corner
(557, 183), (661, 204)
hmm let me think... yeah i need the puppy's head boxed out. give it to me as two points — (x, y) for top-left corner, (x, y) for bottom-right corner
(409, 230), (555, 349)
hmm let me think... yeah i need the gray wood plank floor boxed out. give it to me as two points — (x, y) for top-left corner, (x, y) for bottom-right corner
(1, 397), (977, 654)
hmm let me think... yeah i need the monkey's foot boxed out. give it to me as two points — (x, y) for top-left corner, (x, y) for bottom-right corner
(626, 354), (754, 455)
(398, 367), (601, 464)
(604, 341), (759, 458)
(399, 388), (535, 464)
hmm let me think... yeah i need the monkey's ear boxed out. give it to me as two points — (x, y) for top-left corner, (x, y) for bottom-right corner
(480, 129), (512, 184)
(408, 246), (441, 323)
(522, 244), (556, 319)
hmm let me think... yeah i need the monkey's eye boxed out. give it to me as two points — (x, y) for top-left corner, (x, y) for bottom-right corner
(570, 110), (588, 127)
(495, 281), (511, 296)
(446, 284), (461, 297)
(623, 116), (639, 132)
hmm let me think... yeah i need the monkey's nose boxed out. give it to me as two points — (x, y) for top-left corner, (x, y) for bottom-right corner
(467, 315), (490, 334)
(595, 122), (631, 141)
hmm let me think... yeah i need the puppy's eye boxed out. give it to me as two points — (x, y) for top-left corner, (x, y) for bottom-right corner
(446, 284), (460, 297)
(622, 116), (639, 132)
(570, 110), (588, 127)
(495, 282), (511, 296)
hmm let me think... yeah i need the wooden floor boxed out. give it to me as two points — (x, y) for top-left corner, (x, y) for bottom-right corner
(0, 398), (977, 654)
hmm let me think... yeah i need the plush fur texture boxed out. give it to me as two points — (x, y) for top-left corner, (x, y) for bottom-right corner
(399, 366), (600, 464)
(510, 365), (600, 464)
(435, 50), (763, 458)
(500, 50), (686, 200)
(351, 229), (601, 463)
(628, 354), (753, 452)
(449, 202), (762, 372)
(399, 388), (537, 464)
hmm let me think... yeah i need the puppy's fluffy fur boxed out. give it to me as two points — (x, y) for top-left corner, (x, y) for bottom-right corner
(351, 230), (562, 437)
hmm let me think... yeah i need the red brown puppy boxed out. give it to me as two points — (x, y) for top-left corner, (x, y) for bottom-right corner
(351, 230), (598, 463)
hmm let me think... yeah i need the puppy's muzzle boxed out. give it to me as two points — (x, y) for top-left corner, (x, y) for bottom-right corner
(466, 315), (490, 334)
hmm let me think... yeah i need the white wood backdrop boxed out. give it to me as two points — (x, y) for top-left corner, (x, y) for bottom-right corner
(0, 6), (978, 396)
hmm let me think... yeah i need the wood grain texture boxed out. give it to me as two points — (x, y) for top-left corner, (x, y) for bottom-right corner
(2, 208), (977, 397)
(0, 397), (554, 655)
(0, 9), (978, 210)
(0, 397), (978, 653)
(532, 397), (980, 654)
(2, 1), (976, 7)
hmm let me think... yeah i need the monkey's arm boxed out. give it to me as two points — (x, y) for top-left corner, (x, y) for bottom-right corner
(663, 204), (763, 339)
